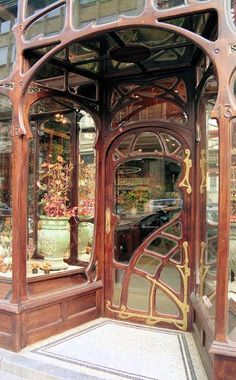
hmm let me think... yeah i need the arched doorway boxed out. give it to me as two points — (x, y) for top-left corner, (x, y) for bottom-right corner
(104, 126), (194, 331)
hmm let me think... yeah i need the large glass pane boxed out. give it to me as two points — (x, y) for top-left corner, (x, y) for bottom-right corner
(114, 157), (182, 262)
(231, 0), (236, 27)
(28, 99), (97, 275)
(0, 2), (17, 80)
(229, 119), (236, 340)
(26, 0), (60, 17)
(78, 110), (96, 262)
(163, 12), (218, 42)
(26, 5), (65, 40)
(0, 95), (12, 297)
(156, 0), (185, 9)
(30, 114), (72, 274)
(199, 87), (218, 320)
(73, 0), (145, 29)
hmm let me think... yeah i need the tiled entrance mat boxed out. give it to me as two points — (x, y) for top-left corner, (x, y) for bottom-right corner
(33, 320), (203, 380)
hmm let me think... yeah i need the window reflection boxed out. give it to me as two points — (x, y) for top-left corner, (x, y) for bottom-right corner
(231, 0), (236, 27)
(156, 0), (185, 9)
(26, 5), (65, 40)
(26, 0), (59, 16)
(0, 2), (17, 80)
(198, 84), (218, 319)
(114, 157), (182, 262)
(28, 99), (96, 274)
(78, 111), (96, 262)
(73, 0), (145, 29)
(0, 95), (12, 280)
(229, 119), (236, 340)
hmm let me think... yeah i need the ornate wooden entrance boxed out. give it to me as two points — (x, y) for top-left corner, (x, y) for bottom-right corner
(105, 127), (193, 330)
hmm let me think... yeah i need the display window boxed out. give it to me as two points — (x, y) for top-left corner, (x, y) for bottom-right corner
(27, 98), (96, 277)
(0, 95), (12, 299)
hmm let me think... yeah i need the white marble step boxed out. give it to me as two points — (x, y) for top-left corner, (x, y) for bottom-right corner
(0, 370), (24, 379)
(0, 349), (100, 380)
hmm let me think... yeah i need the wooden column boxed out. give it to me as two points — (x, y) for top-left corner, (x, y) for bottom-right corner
(11, 132), (28, 303)
(214, 115), (231, 341)
(69, 111), (80, 265)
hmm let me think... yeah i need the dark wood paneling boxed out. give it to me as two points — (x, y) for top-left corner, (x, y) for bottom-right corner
(26, 304), (62, 330)
(27, 273), (86, 297)
(0, 331), (12, 350)
(66, 293), (96, 317)
(25, 306), (98, 346)
(0, 312), (12, 333)
(214, 355), (236, 380)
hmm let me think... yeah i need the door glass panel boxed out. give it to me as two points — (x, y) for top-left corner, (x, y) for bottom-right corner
(114, 157), (182, 262)
(117, 135), (134, 156)
(163, 222), (182, 238)
(170, 250), (182, 264)
(133, 133), (162, 153)
(113, 152), (120, 161)
(147, 237), (177, 256)
(159, 265), (181, 293)
(135, 254), (161, 275)
(110, 130), (189, 330)
(177, 149), (184, 159)
(127, 274), (151, 311)
(161, 133), (181, 155)
(113, 269), (125, 306)
(156, 288), (179, 316)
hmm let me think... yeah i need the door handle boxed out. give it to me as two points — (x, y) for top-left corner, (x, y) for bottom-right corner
(106, 207), (111, 234)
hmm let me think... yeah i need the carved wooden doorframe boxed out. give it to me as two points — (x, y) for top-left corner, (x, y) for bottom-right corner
(104, 125), (194, 331)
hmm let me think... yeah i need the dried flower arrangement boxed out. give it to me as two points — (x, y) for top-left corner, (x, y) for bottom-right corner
(37, 155), (77, 218)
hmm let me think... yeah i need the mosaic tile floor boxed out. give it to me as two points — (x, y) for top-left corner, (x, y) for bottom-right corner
(27, 319), (208, 380)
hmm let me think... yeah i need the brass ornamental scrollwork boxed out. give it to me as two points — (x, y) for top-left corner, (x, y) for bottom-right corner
(199, 241), (208, 297)
(200, 149), (206, 194)
(106, 241), (190, 331)
(105, 207), (111, 235)
(179, 149), (192, 194)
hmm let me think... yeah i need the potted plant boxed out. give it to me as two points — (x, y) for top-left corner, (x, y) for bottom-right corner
(37, 155), (77, 270)
(117, 187), (150, 215)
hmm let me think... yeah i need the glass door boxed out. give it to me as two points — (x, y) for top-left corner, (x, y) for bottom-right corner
(105, 129), (192, 331)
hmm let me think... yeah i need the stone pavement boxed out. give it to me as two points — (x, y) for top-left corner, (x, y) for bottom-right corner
(0, 318), (208, 380)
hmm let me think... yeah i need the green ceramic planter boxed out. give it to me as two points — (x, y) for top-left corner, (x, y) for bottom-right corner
(78, 221), (94, 255)
(38, 216), (70, 270)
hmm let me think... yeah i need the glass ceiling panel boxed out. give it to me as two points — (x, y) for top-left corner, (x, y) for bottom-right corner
(29, 15), (215, 81)
(72, 0), (145, 30)
(0, 1), (17, 80)
(25, 5), (65, 41)
(155, 0), (185, 9)
(26, 0), (59, 17)
(163, 11), (218, 42)
(30, 97), (79, 114)
(231, 0), (236, 28)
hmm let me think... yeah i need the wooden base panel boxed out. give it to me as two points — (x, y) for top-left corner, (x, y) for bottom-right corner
(0, 280), (103, 352)
(213, 354), (236, 380)
(191, 293), (214, 379)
